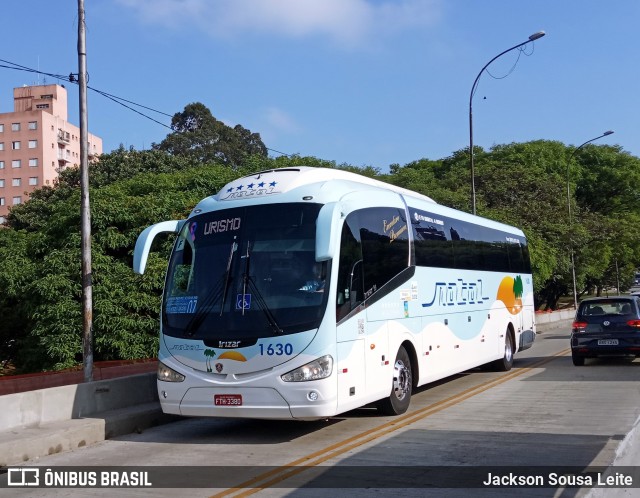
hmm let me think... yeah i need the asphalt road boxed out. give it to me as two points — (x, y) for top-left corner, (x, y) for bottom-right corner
(3, 326), (640, 498)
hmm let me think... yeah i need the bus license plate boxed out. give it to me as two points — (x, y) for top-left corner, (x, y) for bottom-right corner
(214, 394), (243, 406)
(598, 339), (618, 346)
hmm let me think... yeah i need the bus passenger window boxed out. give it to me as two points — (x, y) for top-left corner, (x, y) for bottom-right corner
(336, 218), (364, 321)
(336, 207), (409, 321)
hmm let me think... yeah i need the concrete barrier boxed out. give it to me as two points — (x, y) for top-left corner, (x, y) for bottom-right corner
(535, 309), (575, 333)
(0, 373), (177, 467)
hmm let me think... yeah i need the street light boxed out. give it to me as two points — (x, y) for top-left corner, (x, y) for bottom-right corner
(567, 130), (614, 309)
(469, 30), (545, 215)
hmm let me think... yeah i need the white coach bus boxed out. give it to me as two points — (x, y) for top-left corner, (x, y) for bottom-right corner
(134, 167), (535, 419)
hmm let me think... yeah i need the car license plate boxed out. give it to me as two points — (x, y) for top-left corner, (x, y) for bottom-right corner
(214, 394), (243, 406)
(598, 339), (619, 346)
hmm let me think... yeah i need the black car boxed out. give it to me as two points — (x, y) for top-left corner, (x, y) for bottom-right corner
(571, 297), (640, 365)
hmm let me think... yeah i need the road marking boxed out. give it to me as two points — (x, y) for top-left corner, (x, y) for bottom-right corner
(211, 348), (571, 497)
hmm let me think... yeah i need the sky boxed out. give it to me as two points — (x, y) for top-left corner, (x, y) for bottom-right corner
(1, 0), (637, 172)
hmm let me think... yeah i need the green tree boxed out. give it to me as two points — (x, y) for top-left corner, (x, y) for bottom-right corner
(2, 148), (243, 372)
(0, 229), (36, 369)
(153, 102), (267, 167)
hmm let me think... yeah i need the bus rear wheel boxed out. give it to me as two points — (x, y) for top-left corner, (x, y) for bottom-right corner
(377, 346), (412, 416)
(492, 329), (514, 372)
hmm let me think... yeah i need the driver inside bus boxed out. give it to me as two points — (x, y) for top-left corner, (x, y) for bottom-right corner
(299, 262), (325, 292)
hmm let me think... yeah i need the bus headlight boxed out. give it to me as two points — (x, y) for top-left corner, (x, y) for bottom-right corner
(281, 355), (333, 382)
(157, 361), (185, 382)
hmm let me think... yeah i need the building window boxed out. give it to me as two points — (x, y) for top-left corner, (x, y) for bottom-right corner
(12, 178), (21, 187)
(0, 198), (5, 206)
(12, 141), (20, 150)
(41, 94), (53, 99)
(0, 179), (4, 187)
(12, 160), (21, 168)
(36, 104), (50, 109)
(29, 158), (38, 167)
(12, 196), (21, 205)
(28, 140), (37, 149)
(11, 123), (20, 132)
(29, 177), (38, 186)
(0, 143), (4, 151)
(0, 161), (4, 169)
(28, 121), (37, 130)
(0, 124), (4, 132)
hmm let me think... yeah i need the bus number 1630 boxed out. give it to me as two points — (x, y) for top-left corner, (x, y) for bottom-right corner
(259, 343), (293, 356)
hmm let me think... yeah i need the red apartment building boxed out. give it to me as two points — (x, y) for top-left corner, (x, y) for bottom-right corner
(0, 84), (103, 223)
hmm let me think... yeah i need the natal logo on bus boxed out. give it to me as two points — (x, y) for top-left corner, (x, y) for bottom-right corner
(422, 278), (491, 308)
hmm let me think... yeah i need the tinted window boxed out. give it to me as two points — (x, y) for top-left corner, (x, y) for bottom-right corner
(579, 300), (635, 316)
(162, 203), (329, 340)
(336, 207), (409, 321)
(412, 208), (530, 273)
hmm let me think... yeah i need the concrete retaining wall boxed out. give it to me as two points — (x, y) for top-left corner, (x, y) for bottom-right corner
(0, 373), (176, 466)
(0, 373), (158, 432)
(535, 309), (575, 325)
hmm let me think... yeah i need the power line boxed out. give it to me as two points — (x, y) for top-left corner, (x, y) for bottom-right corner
(0, 57), (291, 156)
(0, 57), (171, 127)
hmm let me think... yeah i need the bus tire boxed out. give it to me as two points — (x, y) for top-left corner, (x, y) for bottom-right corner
(492, 329), (514, 372)
(376, 345), (412, 416)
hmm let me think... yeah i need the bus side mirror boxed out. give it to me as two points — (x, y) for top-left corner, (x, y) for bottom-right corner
(316, 202), (342, 261)
(133, 220), (185, 274)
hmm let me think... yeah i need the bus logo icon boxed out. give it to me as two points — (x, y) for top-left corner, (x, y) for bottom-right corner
(8, 468), (40, 486)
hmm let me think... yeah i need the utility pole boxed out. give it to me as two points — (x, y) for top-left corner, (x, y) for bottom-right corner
(78, 0), (93, 382)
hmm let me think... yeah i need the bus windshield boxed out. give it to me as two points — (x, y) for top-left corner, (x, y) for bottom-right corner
(162, 203), (329, 342)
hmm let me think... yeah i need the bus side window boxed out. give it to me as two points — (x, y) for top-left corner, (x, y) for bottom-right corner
(336, 208), (409, 321)
(168, 237), (194, 297)
(336, 217), (364, 321)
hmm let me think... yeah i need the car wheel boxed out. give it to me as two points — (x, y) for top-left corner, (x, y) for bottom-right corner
(572, 352), (585, 366)
(376, 346), (412, 416)
(492, 329), (514, 372)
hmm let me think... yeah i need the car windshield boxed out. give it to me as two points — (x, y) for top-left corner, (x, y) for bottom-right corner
(580, 300), (634, 316)
(162, 203), (329, 341)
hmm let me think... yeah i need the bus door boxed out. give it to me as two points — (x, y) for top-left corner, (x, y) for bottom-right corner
(335, 256), (367, 410)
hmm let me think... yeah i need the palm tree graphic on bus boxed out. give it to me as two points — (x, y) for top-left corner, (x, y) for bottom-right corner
(497, 275), (524, 315)
(204, 349), (216, 372)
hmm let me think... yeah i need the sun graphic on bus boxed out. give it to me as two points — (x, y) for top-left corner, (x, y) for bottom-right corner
(218, 351), (247, 362)
(496, 275), (524, 315)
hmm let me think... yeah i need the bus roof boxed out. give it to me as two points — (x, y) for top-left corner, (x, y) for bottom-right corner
(201, 166), (524, 237)
(214, 166), (437, 204)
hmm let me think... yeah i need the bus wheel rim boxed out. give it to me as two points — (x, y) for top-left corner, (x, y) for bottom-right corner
(393, 360), (410, 400)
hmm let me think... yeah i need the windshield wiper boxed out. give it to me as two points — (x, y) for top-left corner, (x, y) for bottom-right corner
(241, 241), (283, 335)
(181, 238), (239, 336)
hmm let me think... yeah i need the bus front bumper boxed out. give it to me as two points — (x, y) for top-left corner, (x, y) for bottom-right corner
(158, 385), (338, 420)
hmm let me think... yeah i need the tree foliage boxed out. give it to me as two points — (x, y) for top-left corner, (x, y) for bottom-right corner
(1, 148), (243, 372)
(153, 102), (267, 167)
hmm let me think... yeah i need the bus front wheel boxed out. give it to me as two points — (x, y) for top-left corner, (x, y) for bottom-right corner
(376, 346), (412, 416)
